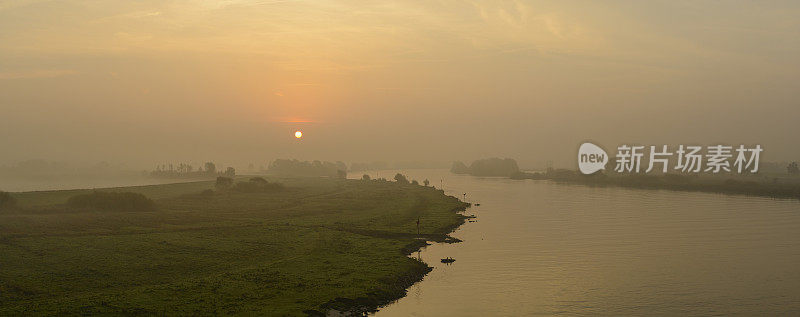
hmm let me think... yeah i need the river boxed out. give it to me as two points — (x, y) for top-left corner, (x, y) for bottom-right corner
(354, 169), (800, 316)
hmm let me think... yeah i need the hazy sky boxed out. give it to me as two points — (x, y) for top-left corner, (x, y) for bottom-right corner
(1, 0), (798, 168)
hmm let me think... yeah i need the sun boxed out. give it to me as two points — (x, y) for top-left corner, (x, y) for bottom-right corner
(294, 130), (303, 139)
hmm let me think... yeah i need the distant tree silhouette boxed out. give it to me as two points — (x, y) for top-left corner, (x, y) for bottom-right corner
(224, 167), (236, 177)
(411, 179), (419, 186)
(423, 179), (430, 186)
(268, 159), (347, 178)
(335, 161), (347, 172)
(394, 173), (409, 184)
(205, 162), (217, 175)
(789, 162), (799, 175)
(450, 161), (469, 174)
(362, 174), (371, 181)
(150, 162), (206, 178)
(467, 158), (519, 177)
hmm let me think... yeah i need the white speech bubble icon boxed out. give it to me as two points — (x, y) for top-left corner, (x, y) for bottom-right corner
(578, 142), (609, 175)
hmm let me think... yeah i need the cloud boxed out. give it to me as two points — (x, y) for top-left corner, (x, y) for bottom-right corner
(0, 69), (77, 80)
(114, 32), (153, 43)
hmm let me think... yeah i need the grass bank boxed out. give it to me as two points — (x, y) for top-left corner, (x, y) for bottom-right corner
(0, 177), (469, 315)
(512, 170), (800, 200)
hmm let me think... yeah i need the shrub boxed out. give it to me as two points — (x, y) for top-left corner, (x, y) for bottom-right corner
(0, 191), (17, 211)
(450, 161), (469, 174)
(232, 178), (284, 193)
(232, 181), (260, 193)
(67, 191), (156, 212)
(394, 173), (409, 184)
(223, 167), (236, 177)
(200, 189), (215, 198)
(215, 176), (234, 190)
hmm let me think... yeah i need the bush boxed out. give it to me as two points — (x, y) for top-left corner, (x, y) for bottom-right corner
(215, 176), (234, 190)
(394, 173), (409, 184)
(0, 191), (17, 211)
(232, 178), (284, 193)
(67, 191), (156, 212)
(223, 167), (236, 177)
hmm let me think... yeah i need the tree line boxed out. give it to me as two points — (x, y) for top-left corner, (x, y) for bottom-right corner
(150, 162), (235, 179)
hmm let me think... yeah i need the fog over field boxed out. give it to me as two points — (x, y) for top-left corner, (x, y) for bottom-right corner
(1, 1), (799, 169)
(3, 2), (800, 316)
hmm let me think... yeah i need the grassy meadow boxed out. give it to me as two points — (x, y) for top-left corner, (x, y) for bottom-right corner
(0, 177), (469, 315)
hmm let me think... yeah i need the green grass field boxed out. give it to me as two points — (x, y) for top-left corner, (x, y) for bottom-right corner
(0, 177), (469, 315)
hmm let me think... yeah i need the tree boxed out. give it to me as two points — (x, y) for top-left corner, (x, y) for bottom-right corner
(468, 158), (519, 177)
(224, 167), (236, 177)
(411, 179), (419, 186)
(423, 179), (430, 187)
(394, 173), (409, 184)
(204, 162), (216, 175)
(335, 161), (347, 172)
(362, 174), (371, 181)
(450, 161), (469, 174)
(788, 162), (799, 175)
(215, 176), (233, 190)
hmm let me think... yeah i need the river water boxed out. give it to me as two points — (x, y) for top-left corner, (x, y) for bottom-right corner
(356, 169), (800, 316)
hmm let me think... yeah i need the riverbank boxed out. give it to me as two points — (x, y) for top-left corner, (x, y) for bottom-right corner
(375, 169), (800, 316)
(512, 170), (800, 200)
(0, 177), (469, 315)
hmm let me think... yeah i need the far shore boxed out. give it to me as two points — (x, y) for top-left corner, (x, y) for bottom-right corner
(511, 170), (800, 200)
